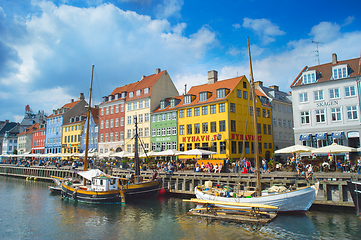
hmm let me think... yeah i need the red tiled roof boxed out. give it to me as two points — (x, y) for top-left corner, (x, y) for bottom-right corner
(176, 76), (246, 107)
(292, 57), (361, 87)
(18, 123), (39, 135)
(152, 95), (183, 113)
(47, 100), (81, 118)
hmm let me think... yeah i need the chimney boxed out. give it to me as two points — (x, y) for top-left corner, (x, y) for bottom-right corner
(332, 53), (338, 64)
(5, 119), (9, 123)
(255, 81), (263, 87)
(269, 85), (279, 91)
(141, 75), (146, 80)
(78, 93), (85, 100)
(70, 99), (74, 103)
(208, 70), (218, 84)
(156, 68), (161, 74)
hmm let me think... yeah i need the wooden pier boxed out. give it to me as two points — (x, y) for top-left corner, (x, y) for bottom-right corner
(0, 165), (359, 207)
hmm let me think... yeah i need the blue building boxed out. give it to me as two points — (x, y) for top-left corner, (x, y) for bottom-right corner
(80, 107), (99, 153)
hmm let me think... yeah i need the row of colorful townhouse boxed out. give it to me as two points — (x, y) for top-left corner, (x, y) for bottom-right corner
(6, 68), (276, 160)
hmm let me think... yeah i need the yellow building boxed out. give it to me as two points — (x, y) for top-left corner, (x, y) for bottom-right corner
(177, 70), (273, 160)
(62, 115), (86, 155)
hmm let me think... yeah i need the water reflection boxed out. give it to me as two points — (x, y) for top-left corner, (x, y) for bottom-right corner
(1, 176), (361, 240)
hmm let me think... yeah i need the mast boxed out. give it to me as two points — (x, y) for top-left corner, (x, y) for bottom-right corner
(83, 64), (94, 185)
(134, 115), (140, 182)
(247, 38), (261, 196)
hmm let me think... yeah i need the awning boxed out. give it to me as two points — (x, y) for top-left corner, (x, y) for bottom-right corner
(347, 131), (359, 138)
(299, 134), (311, 141)
(315, 133), (327, 140)
(331, 131), (344, 139)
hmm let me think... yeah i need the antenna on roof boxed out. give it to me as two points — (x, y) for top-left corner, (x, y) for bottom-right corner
(312, 40), (324, 65)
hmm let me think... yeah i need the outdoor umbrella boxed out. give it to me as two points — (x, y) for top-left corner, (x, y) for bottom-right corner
(152, 149), (182, 156)
(110, 151), (131, 158)
(175, 149), (218, 156)
(311, 143), (356, 154)
(275, 144), (315, 154)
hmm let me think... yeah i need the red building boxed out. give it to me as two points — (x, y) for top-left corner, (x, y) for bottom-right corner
(32, 122), (46, 154)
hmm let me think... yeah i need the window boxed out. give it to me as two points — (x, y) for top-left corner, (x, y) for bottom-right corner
(299, 92), (308, 103)
(105, 120), (109, 129)
(237, 89), (242, 98)
(315, 109), (325, 123)
(199, 92), (207, 102)
(243, 81), (247, 88)
(139, 100), (143, 109)
(194, 124), (200, 134)
(186, 108), (192, 117)
(219, 103), (225, 113)
(179, 125), (185, 135)
(331, 108), (342, 121)
(333, 66), (347, 79)
(263, 124), (267, 134)
(187, 124), (192, 135)
(314, 90), (323, 101)
(202, 106), (208, 115)
(129, 92), (133, 98)
(243, 91), (248, 99)
(211, 122), (217, 132)
(347, 106), (358, 120)
(138, 114), (143, 123)
(329, 88), (340, 99)
(187, 143), (192, 151)
(153, 115), (157, 122)
(144, 113), (149, 122)
(152, 129), (156, 137)
(136, 90), (141, 96)
(179, 143), (184, 151)
(144, 128), (149, 137)
(172, 126), (177, 135)
(106, 107), (109, 115)
(167, 113), (171, 120)
(210, 105), (216, 114)
(162, 114), (166, 121)
(110, 119), (114, 128)
(144, 88), (149, 94)
(157, 128), (161, 136)
(257, 123), (261, 134)
(231, 120), (236, 132)
(303, 72), (316, 84)
(101, 108), (104, 116)
(100, 120), (104, 129)
(127, 116), (131, 124)
(345, 86), (356, 97)
(110, 106), (114, 114)
(219, 120), (226, 132)
(162, 128), (166, 136)
(115, 105), (119, 113)
(268, 125), (271, 135)
(216, 89), (226, 99)
(127, 103), (131, 111)
(167, 127), (171, 135)
(184, 95), (191, 104)
(220, 142), (226, 154)
(133, 102), (137, 110)
(202, 122), (208, 133)
(121, 103), (124, 112)
(179, 110), (184, 118)
(157, 115), (161, 122)
(301, 111), (310, 124)
(194, 107), (200, 116)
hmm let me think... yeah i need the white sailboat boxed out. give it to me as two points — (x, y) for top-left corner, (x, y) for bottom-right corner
(194, 38), (319, 213)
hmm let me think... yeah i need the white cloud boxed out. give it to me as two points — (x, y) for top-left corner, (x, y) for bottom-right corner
(0, 1), (217, 120)
(232, 23), (241, 30)
(155, 0), (184, 19)
(227, 46), (241, 56)
(309, 21), (341, 43)
(343, 16), (355, 26)
(242, 17), (285, 44)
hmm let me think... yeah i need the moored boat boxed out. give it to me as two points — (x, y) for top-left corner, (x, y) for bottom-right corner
(194, 181), (319, 212)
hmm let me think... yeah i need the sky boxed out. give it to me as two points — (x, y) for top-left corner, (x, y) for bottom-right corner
(0, 0), (361, 122)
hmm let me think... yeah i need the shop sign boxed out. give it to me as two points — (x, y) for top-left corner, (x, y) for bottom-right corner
(231, 133), (262, 141)
(156, 137), (171, 142)
(316, 100), (338, 107)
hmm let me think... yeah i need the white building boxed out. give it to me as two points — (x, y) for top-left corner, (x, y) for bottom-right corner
(291, 53), (361, 150)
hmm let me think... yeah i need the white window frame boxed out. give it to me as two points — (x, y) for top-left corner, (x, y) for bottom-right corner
(314, 90), (324, 101)
(329, 88), (340, 99)
(299, 92), (308, 103)
(300, 111), (310, 124)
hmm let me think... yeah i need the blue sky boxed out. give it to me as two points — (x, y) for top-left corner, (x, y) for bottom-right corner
(1, 0), (361, 122)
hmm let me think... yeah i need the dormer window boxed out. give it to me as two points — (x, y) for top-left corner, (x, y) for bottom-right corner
(108, 95), (112, 101)
(302, 70), (316, 84)
(199, 92), (208, 102)
(136, 90), (141, 96)
(170, 99), (175, 108)
(216, 88), (229, 99)
(115, 94), (119, 100)
(121, 92), (126, 98)
(129, 92), (134, 98)
(160, 101), (165, 109)
(332, 64), (348, 79)
(144, 88), (149, 94)
(184, 95), (192, 104)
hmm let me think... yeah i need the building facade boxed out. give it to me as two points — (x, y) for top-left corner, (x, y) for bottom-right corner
(62, 114), (86, 154)
(31, 123), (46, 154)
(45, 93), (87, 154)
(255, 82), (294, 151)
(291, 53), (361, 150)
(17, 123), (38, 154)
(1, 120), (20, 155)
(80, 108), (99, 153)
(177, 70), (273, 160)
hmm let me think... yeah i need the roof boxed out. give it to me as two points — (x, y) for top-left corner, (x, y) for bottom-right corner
(177, 76), (246, 108)
(90, 108), (99, 125)
(47, 100), (81, 118)
(152, 96), (183, 113)
(291, 57), (361, 87)
(257, 85), (292, 104)
(0, 121), (19, 135)
(18, 123), (38, 136)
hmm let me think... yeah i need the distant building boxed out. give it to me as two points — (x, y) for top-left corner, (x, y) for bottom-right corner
(255, 81), (294, 151)
(62, 113), (86, 155)
(291, 53), (361, 151)
(31, 122), (46, 154)
(45, 93), (87, 154)
(17, 123), (38, 154)
(80, 107), (99, 153)
(1, 120), (20, 155)
(19, 105), (47, 133)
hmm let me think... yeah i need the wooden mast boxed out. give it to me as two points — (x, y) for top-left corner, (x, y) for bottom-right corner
(134, 115), (140, 182)
(83, 64), (94, 185)
(247, 38), (261, 196)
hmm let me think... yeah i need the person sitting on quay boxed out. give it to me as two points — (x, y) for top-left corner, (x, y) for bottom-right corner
(200, 162), (205, 171)
(195, 164), (200, 172)
(213, 163), (218, 173)
(241, 167), (248, 174)
(336, 160), (344, 172)
(218, 163), (222, 173)
(322, 160), (330, 173)
(305, 164), (313, 181)
(296, 161), (303, 176)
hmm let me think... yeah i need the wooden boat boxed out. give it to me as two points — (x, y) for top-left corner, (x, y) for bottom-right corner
(194, 181), (319, 213)
(61, 169), (125, 204)
(49, 176), (62, 193)
(347, 181), (361, 216)
(194, 39), (319, 213)
(184, 198), (278, 224)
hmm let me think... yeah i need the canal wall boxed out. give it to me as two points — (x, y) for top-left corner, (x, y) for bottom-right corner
(0, 164), (359, 207)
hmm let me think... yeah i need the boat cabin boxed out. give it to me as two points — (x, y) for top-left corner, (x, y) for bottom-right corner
(91, 176), (119, 191)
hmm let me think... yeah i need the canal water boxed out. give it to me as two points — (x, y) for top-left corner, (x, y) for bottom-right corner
(1, 176), (360, 240)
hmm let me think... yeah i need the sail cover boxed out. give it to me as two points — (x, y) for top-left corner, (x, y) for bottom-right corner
(78, 169), (105, 181)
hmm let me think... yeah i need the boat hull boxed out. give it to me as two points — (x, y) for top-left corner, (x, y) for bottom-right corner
(347, 181), (361, 216)
(122, 179), (161, 199)
(61, 183), (125, 204)
(195, 183), (319, 212)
